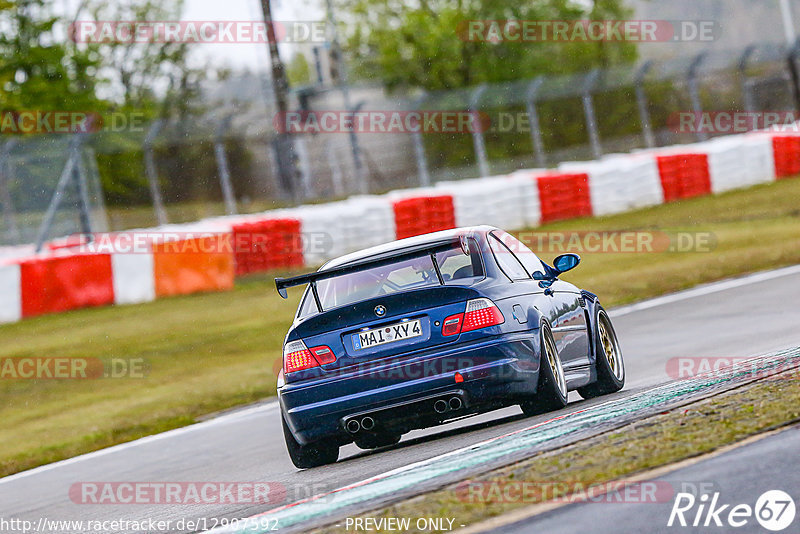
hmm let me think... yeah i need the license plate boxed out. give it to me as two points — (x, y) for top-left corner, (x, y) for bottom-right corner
(352, 319), (422, 350)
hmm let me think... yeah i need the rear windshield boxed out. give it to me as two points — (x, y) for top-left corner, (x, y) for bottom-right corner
(297, 239), (483, 318)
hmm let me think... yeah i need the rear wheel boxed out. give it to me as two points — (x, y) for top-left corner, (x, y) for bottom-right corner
(578, 307), (625, 399)
(354, 431), (402, 450)
(520, 323), (568, 416)
(282, 414), (339, 469)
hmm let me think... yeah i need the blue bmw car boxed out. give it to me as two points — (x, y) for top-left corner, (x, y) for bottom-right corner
(275, 226), (624, 468)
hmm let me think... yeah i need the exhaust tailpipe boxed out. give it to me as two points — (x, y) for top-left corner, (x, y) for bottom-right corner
(346, 419), (361, 434)
(449, 397), (462, 411)
(361, 416), (375, 431)
(434, 399), (448, 413)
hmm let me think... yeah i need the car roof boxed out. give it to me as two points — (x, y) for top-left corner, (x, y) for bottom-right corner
(320, 225), (497, 271)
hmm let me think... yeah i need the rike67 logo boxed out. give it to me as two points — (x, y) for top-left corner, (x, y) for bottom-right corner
(668, 489), (796, 531)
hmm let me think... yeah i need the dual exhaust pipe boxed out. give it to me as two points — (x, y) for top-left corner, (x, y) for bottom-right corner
(345, 416), (375, 434)
(346, 395), (464, 433)
(434, 396), (463, 414)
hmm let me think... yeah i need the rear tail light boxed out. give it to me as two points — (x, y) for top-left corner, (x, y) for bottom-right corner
(310, 345), (336, 364)
(462, 298), (504, 332)
(441, 298), (504, 336)
(283, 340), (337, 374)
(442, 314), (463, 336)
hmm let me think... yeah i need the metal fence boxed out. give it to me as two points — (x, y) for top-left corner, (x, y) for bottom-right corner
(1, 41), (799, 248)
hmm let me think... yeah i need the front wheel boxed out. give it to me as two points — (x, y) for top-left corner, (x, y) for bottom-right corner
(520, 323), (568, 416)
(578, 307), (625, 399)
(282, 414), (339, 469)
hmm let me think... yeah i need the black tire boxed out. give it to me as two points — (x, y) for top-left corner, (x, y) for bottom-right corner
(520, 323), (568, 416)
(578, 306), (625, 399)
(282, 413), (339, 469)
(353, 431), (402, 450)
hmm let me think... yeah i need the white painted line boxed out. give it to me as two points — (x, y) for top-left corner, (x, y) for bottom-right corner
(0, 400), (279, 485)
(609, 264), (800, 317)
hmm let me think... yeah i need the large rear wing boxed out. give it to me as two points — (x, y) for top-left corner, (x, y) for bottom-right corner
(275, 237), (469, 299)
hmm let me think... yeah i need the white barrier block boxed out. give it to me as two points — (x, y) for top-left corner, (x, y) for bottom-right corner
(0, 262), (21, 323)
(342, 195), (396, 249)
(289, 205), (348, 265)
(436, 175), (526, 230)
(740, 133), (776, 185)
(111, 253), (156, 305)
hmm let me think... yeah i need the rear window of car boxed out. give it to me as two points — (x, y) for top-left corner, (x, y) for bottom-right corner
(297, 239), (483, 318)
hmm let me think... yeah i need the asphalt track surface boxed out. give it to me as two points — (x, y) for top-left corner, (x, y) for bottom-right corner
(494, 424), (800, 534)
(2, 265), (800, 533)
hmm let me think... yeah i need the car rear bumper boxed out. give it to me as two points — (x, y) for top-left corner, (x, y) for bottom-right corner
(279, 332), (541, 444)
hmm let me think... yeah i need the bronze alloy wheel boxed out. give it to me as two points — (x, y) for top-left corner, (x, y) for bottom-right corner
(598, 310), (624, 382)
(543, 325), (567, 396)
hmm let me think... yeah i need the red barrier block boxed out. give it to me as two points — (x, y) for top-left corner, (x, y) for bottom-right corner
(656, 153), (711, 202)
(20, 253), (114, 318)
(772, 136), (800, 178)
(393, 195), (456, 239)
(536, 173), (592, 223)
(153, 234), (234, 297)
(232, 218), (303, 276)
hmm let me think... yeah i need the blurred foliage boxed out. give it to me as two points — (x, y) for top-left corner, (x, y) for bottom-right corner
(336, 0), (643, 169)
(0, 0), (104, 111)
(287, 52), (312, 86)
(0, 0), (242, 207)
(338, 0), (637, 91)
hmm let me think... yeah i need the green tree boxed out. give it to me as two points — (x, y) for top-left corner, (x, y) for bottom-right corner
(338, 0), (636, 91)
(0, 0), (105, 111)
(287, 52), (312, 86)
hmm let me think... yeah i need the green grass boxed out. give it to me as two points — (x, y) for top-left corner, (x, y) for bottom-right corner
(1, 178), (800, 477)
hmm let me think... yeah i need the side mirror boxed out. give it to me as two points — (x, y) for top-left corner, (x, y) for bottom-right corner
(553, 253), (580, 274)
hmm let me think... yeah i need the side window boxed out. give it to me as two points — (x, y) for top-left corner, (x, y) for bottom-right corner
(494, 231), (545, 278)
(489, 234), (529, 280)
(296, 287), (318, 319)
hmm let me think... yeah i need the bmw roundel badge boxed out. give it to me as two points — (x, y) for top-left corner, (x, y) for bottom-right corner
(374, 305), (386, 317)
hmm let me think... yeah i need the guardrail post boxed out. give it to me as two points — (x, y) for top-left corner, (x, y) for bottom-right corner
(786, 39), (800, 113)
(348, 99), (368, 193)
(582, 69), (602, 158)
(412, 93), (431, 186)
(469, 84), (490, 177)
(738, 45), (758, 116)
(214, 114), (238, 215)
(326, 139), (345, 196)
(634, 61), (656, 147)
(525, 77), (547, 166)
(688, 53), (708, 141)
(143, 119), (168, 225)
(34, 133), (93, 252)
(0, 140), (21, 244)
